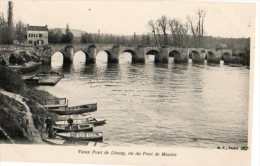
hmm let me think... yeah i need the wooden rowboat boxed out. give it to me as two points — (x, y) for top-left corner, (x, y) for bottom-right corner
(56, 132), (103, 141)
(42, 138), (66, 145)
(48, 103), (97, 115)
(56, 113), (91, 121)
(55, 117), (107, 126)
(53, 124), (94, 132)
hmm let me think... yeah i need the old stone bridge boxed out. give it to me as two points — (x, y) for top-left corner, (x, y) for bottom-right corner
(0, 44), (248, 65)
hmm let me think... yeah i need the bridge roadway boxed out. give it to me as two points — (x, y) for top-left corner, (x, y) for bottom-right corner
(0, 43), (247, 65)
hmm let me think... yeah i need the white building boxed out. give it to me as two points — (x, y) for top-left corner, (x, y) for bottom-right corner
(27, 25), (48, 46)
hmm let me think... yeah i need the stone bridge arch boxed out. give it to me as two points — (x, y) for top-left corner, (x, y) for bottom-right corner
(190, 50), (201, 63)
(221, 52), (232, 64)
(169, 50), (180, 58)
(190, 49), (205, 63)
(50, 51), (65, 65)
(121, 49), (137, 63)
(85, 44), (113, 63)
(169, 49), (184, 63)
(73, 50), (90, 63)
(146, 49), (160, 62)
(206, 50), (220, 64)
(169, 48), (189, 63)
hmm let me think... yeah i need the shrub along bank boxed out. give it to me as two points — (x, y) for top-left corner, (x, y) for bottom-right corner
(0, 66), (57, 143)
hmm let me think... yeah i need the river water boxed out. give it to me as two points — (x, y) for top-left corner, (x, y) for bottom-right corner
(38, 51), (249, 148)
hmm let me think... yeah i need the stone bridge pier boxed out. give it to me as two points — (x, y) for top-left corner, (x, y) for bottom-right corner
(63, 46), (74, 63)
(154, 47), (169, 63)
(109, 46), (120, 63)
(86, 45), (98, 63)
(132, 46), (145, 63)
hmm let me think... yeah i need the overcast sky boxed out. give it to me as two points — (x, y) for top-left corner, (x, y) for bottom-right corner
(0, 0), (256, 38)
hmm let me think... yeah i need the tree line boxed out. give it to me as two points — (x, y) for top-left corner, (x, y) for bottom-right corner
(48, 24), (74, 43)
(147, 9), (205, 48)
(80, 32), (151, 45)
(79, 9), (207, 48)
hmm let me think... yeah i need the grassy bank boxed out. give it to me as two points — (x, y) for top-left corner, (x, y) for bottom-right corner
(0, 66), (58, 143)
(0, 94), (31, 143)
(24, 89), (59, 133)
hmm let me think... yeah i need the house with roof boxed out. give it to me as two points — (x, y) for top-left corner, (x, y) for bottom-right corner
(27, 25), (48, 46)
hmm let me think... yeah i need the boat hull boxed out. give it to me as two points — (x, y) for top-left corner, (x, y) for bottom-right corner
(56, 132), (103, 141)
(53, 124), (94, 132)
(55, 117), (106, 126)
(49, 103), (97, 115)
(42, 138), (66, 145)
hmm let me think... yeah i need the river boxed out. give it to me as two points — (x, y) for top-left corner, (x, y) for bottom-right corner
(37, 51), (249, 148)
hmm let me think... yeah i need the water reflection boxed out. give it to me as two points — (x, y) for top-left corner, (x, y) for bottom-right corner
(80, 64), (98, 75)
(62, 63), (74, 73)
(105, 63), (120, 80)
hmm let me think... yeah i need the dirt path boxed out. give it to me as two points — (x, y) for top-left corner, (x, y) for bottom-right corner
(0, 89), (44, 144)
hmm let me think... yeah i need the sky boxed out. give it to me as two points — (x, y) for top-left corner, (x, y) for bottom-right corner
(0, 0), (256, 38)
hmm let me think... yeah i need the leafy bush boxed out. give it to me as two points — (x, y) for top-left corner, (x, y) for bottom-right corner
(0, 66), (26, 94)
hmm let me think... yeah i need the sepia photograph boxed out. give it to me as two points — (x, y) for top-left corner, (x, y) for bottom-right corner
(0, 0), (257, 165)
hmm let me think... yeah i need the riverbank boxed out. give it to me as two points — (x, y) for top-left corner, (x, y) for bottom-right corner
(0, 66), (58, 143)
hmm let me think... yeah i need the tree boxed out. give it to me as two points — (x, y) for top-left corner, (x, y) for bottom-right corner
(148, 20), (158, 46)
(15, 20), (27, 43)
(48, 29), (63, 43)
(61, 24), (74, 43)
(0, 15), (8, 44)
(81, 34), (87, 43)
(187, 9), (206, 47)
(168, 19), (189, 47)
(155, 21), (162, 46)
(157, 15), (168, 45)
(0, 66), (26, 94)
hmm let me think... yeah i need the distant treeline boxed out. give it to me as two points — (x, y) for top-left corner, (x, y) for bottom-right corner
(48, 24), (74, 44)
(80, 33), (151, 45)
(76, 32), (249, 50)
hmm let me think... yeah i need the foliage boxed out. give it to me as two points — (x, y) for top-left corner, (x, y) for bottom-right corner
(15, 20), (27, 43)
(147, 9), (206, 47)
(0, 66), (26, 94)
(187, 9), (206, 47)
(24, 89), (58, 131)
(0, 14), (9, 44)
(48, 24), (74, 43)
(61, 24), (74, 43)
(0, 3), (26, 44)
(81, 32), (151, 45)
(168, 19), (189, 47)
(48, 29), (63, 43)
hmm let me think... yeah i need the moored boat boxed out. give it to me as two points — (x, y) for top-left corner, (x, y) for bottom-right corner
(55, 117), (106, 126)
(42, 138), (66, 145)
(24, 70), (64, 86)
(53, 124), (94, 132)
(56, 132), (103, 141)
(48, 103), (97, 115)
(56, 113), (91, 121)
